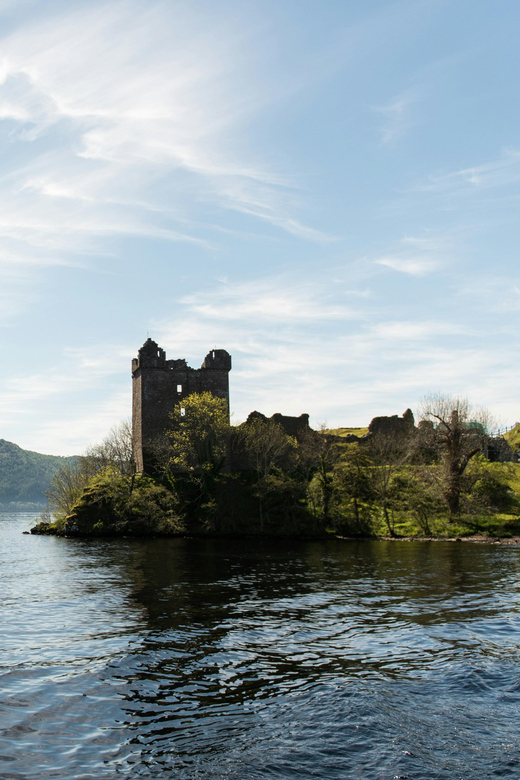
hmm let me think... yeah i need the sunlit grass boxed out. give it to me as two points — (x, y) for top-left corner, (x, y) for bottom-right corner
(324, 427), (369, 438)
(504, 423), (520, 451)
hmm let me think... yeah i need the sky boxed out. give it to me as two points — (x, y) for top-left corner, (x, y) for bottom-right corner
(1, 0), (520, 455)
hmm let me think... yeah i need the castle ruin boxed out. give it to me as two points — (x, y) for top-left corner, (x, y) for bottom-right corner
(132, 339), (231, 472)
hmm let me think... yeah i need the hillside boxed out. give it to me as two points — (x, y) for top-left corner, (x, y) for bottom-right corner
(323, 427), (369, 438)
(0, 439), (77, 504)
(504, 424), (520, 452)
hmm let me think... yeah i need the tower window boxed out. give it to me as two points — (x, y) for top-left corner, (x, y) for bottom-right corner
(180, 408), (186, 417)
(177, 384), (182, 393)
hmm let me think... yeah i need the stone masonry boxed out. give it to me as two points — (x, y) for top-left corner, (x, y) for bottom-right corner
(132, 339), (231, 472)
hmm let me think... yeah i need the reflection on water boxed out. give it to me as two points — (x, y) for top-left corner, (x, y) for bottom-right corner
(1, 513), (520, 778)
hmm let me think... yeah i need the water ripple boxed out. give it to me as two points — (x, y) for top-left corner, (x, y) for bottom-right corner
(2, 515), (520, 778)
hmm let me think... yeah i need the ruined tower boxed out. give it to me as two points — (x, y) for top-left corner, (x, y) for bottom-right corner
(132, 339), (231, 472)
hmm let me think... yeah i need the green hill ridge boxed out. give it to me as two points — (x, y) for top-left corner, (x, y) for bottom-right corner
(0, 439), (77, 505)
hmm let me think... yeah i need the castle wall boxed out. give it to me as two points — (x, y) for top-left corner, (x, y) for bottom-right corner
(132, 339), (231, 472)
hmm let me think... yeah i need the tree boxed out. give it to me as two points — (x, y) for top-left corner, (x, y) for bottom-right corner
(418, 394), (492, 519)
(236, 415), (296, 532)
(331, 443), (374, 534)
(82, 419), (135, 477)
(304, 431), (341, 524)
(368, 430), (413, 536)
(167, 392), (230, 473)
(44, 459), (94, 520)
(238, 416), (295, 479)
(44, 419), (136, 520)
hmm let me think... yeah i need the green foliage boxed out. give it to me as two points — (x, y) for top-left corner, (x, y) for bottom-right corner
(386, 470), (445, 536)
(41, 419), (136, 522)
(464, 459), (517, 514)
(168, 392), (230, 472)
(29, 398), (520, 540)
(63, 471), (183, 537)
(237, 416), (297, 477)
(323, 427), (368, 438)
(328, 444), (374, 536)
(418, 394), (492, 519)
(504, 423), (520, 451)
(232, 416), (301, 533)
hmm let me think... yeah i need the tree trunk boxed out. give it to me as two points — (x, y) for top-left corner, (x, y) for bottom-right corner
(383, 500), (395, 536)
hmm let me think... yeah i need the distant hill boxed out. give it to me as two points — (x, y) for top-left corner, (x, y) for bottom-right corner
(0, 439), (77, 504)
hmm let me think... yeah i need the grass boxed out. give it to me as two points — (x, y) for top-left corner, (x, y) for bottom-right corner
(368, 461), (520, 539)
(372, 512), (520, 539)
(504, 423), (520, 451)
(324, 427), (369, 438)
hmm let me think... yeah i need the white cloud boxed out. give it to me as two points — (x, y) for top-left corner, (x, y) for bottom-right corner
(148, 271), (505, 429)
(0, 0), (327, 272)
(0, 342), (134, 453)
(375, 256), (439, 276)
(179, 277), (360, 323)
(369, 320), (467, 341)
(372, 230), (452, 276)
(28, 389), (131, 455)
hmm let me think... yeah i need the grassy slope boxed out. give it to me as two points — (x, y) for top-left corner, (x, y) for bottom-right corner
(504, 424), (520, 451)
(0, 439), (77, 503)
(324, 427), (369, 438)
(371, 461), (520, 539)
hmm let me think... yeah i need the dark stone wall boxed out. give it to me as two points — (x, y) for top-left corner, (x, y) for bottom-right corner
(368, 409), (415, 439)
(246, 410), (310, 439)
(483, 436), (513, 463)
(132, 339), (231, 472)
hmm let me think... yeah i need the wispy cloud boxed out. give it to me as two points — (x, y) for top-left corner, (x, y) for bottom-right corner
(28, 390), (131, 455)
(3, 262), (517, 453)
(369, 320), (467, 341)
(456, 274), (520, 314)
(415, 149), (520, 195)
(0, 342), (134, 453)
(375, 256), (439, 275)
(179, 277), (360, 323)
(373, 89), (419, 145)
(149, 271), (494, 428)
(0, 0), (329, 290)
(373, 231), (449, 275)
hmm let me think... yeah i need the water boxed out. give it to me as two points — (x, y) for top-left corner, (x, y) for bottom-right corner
(1, 513), (520, 779)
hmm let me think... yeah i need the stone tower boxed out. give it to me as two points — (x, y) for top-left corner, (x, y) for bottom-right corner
(132, 339), (231, 472)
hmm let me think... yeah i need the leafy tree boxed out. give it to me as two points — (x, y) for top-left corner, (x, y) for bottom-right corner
(62, 471), (182, 536)
(238, 416), (296, 478)
(167, 392), (230, 473)
(418, 394), (492, 519)
(329, 443), (374, 535)
(305, 432), (342, 524)
(368, 431), (413, 536)
(236, 415), (297, 532)
(44, 419), (137, 520)
(389, 470), (445, 536)
(463, 459), (517, 515)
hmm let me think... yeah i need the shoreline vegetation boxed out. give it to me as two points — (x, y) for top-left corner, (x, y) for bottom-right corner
(30, 392), (520, 543)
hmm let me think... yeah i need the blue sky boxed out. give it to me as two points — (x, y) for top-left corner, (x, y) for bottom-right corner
(1, 0), (520, 454)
